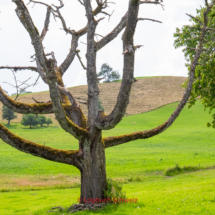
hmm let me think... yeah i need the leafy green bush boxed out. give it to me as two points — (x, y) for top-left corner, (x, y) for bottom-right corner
(98, 98), (105, 111)
(104, 178), (126, 203)
(37, 115), (46, 127)
(21, 114), (39, 129)
(46, 118), (53, 126)
(165, 163), (199, 176)
(2, 105), (17, 125)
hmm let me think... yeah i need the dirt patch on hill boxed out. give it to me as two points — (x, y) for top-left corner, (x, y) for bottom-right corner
(0, 76), (187, 124)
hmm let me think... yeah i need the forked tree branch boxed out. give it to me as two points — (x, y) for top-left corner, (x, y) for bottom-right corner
(95, 12), (127, 51)
(0, 86), (87, 128)
(13, 0), (48, 74)
(83, 0), (100, 126)
(0, 64), (87, 129)
(95, 14), (162, 52)
(31, 0), (111, 75)
(46, 61), (88, 139)
(103, 122), (168, 148)
(95, 0), (140, 130)
(0, 123), (82, 168)
(103, 0), (215, 148)
(0, 86), (53, 114)
(59, 35), (79, 75)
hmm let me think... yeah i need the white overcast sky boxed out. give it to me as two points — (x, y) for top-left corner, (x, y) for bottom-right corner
(0, 0), (205, 95)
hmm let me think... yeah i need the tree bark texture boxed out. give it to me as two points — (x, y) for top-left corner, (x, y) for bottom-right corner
(7, 118), (11, 126)
(80, 130), (107, 200)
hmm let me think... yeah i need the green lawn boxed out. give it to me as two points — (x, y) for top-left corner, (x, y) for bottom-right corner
(1, 101), (215, 214)
(1, 170), (215, 215)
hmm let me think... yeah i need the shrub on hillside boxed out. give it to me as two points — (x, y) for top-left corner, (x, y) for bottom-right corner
(2, 105), (17, 125)
(104, 178), (126, 203)
(21, 114), (39, 129)
(46, 118), (53, 126)
(37, 115), (47, 127)
(165, 163), (200, 176)
(98, 98), (105, 111)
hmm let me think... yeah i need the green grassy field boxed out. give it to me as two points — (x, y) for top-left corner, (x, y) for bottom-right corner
(1, 101), (215, 214)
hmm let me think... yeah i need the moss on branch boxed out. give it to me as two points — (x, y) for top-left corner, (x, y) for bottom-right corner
(103, 121), (168, 148)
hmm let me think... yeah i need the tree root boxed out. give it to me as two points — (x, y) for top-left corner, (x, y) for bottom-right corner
(68, 203), (107, 213)
(46, 203), (107, 214)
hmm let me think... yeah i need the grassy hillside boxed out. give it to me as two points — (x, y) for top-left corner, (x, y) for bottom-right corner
(1, 100), (215, 214)
(0, 76), (187, 124)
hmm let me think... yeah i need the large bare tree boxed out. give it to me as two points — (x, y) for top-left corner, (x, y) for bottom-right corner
(0, 0), (214, 205)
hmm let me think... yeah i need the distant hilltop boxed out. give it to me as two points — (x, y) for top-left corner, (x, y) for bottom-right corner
(0, 76), (187, 124)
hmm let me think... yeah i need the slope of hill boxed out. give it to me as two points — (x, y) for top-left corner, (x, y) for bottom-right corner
(0, 76), (187, 123)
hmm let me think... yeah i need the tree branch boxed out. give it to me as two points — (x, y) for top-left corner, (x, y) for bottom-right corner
(47, 61), (88, 139)
(138, 18), (162, 24)
(95, 0), (140, 130)
(0, 86), (54, 114)
(96, 12), (127, 51)
(12, 0), (48, 74)
(95, 14), (162, 52)
(0, 66), (37, 72)
(83, 0), (100, 126)
(140, 0), (165, 10)
(76, 50), (87, 70)
(41, 6), (52, 41)
(103, 0), (215, 147)
(52, 0), (112, 75)
(0, 64), (87, 128)
(59, 35), (79, 75)
(186, 13), (203, 25)
(103, 122), (168, 148)
(0, 123), (83, 169)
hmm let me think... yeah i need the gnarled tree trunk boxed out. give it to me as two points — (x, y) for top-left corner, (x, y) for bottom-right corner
(80, 129), (107, 201)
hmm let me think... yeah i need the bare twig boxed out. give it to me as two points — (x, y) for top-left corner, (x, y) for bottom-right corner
(3, 69), (39, 100)
(32, 97), (51, 103)
(76, 51), (87, 70)
(138, 18), (162, 24)
(186, 13), (203, 24)
(184, 47), (207, 51)
(0, 66), (37, 72)
(140, 0), (165, 10)
(77, 0), (84, 6)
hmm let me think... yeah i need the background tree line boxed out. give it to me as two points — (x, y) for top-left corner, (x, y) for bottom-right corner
(2, 105), (52, 128)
